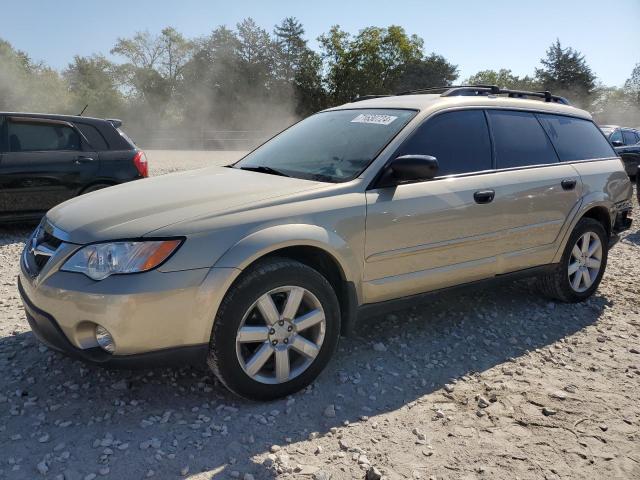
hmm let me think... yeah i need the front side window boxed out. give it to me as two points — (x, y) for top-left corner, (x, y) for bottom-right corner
(395, 109), (492, 176)
(8, 120), (81, 153)
(487, 110), (558, 169)
(234, 109), (416, 182)
(622, 130), (639, 146)
(537, 114), (616, 161)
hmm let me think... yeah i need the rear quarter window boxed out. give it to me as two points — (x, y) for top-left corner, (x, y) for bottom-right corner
(537, 114), (616, 161)
(75, 123), (109, 150)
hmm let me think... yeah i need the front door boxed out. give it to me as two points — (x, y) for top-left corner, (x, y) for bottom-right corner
(364, 109), (500, 303)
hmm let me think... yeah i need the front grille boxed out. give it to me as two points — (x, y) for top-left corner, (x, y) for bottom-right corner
(34, 254), (49, 270)
(42, 230), (62, 250)
(24, 222), (63, 276)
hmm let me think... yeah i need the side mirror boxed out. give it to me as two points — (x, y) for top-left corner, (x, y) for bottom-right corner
(611, 140), (624, 147)
(376, 155), (439, 188)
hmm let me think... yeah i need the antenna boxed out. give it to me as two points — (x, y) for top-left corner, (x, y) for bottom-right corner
(78, 104), (88, 116)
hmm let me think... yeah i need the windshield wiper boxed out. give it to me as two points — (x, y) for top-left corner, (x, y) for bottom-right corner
(238, 165), (291, 178)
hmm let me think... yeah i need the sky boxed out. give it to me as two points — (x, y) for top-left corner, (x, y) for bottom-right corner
(1, 0), (638, 87)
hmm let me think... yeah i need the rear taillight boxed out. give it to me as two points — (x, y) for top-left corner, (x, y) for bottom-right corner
(132, 150), (148, 178)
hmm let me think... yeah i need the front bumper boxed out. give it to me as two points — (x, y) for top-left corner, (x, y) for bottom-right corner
(19, 277), (208, 368)
(19, 238), (241, 367)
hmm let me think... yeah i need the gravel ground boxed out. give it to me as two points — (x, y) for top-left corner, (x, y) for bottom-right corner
(1, 152), (639, 480)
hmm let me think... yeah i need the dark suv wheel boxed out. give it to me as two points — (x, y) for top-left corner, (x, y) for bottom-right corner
(207, 257), (341, 400)
(537, 217), (608, 302)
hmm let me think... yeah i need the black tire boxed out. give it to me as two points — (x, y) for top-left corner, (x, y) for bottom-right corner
(80, 183), (113, 195)
(537, 218), (608, 303)
(207, 257), (341, 400)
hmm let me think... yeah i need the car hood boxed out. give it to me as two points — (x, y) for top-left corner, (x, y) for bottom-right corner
(47, 167), (326, 244)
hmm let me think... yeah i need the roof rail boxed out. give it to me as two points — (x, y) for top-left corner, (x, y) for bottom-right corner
(397, 85), (570, 105)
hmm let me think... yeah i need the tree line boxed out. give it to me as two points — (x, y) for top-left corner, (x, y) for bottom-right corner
(1, 18), (639, 146)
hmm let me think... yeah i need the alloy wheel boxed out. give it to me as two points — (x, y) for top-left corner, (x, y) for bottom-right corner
(235, 286), (326, 384)
(568, 231), (602, 293)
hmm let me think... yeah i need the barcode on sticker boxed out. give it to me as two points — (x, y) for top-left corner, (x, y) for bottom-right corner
(351, 114), (398, 125)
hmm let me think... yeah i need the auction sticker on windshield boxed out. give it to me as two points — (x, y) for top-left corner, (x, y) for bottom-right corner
(351, 113), (398, 125)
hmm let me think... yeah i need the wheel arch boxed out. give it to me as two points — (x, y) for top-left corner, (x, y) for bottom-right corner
(78, 180), (117, 195)
(553, 199), (613, 263)
(581, 205), (612, 237)
(213, 224), (361, 335)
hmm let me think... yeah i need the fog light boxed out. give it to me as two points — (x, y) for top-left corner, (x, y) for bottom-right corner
(95, 325), (115, 353)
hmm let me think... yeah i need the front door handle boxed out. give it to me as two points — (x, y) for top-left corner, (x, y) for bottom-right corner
(561, 179), (577, 191)
(473, 189), (495, 204)
(75, 156), (94, 164)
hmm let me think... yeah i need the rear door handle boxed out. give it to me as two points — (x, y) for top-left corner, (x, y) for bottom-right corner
(561, 179), (577, 190)
(75, 156), (94, 164)
(473, 189), (495, 204)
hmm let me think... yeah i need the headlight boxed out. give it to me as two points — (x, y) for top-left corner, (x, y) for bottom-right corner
(61, 239), (182, 280)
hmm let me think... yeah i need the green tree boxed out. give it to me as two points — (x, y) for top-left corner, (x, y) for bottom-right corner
(592, 64), (640, 126)
(392, 54), (458, 92)
(624, 63), (640, 105)
(111, 28), (193, 120)
(319, 25), (424, 103)
(274, 17), (306, 83)
(535, 39), (596, 106)
(236, 18), (276, 90)
(64, 55), (123, 117)
(273, 17), (326, 114)
(0, 38), (70, 113)
(180, 26), (244, 128)
(465, 68), (540, 90)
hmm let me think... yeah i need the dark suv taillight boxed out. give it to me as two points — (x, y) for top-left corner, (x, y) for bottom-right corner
(133, 150), (148, 177)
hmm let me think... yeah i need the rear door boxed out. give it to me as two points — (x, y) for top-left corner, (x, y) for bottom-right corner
(0, 117), (98, 216)
(483, 109), (583, 273)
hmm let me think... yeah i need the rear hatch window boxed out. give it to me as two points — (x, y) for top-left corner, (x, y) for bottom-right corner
(117, 128), (137, 148)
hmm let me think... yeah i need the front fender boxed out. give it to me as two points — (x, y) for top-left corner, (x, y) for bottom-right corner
(213, 223), (362, 286)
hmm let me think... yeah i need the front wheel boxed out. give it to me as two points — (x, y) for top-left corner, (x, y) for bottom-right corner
(537, 218), (608, 303)
(207, 258), (341, 400)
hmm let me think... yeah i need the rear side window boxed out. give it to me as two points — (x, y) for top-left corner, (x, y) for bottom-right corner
(75, 123), (108, 150)
(8, 120), (81, 152)
(610, 129), (623, 144)
(487, 110), (558, 168)
(117, 128), (137, 148)
(537, 114), (616, 161)
(396, 110), (492, 176)
(622, 130), (639, 145)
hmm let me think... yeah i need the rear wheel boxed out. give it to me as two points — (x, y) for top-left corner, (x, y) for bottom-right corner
(537, 218), (608, 303)
(207, 258), (340, 400)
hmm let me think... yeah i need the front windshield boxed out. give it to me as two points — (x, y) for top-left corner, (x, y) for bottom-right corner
(234, 109), (417, 182)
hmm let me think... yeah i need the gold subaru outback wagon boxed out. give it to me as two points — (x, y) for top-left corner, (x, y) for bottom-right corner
(19, 86), (633, 400)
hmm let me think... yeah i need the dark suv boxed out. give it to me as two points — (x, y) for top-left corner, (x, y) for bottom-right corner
(0, 113), (147, 222)
(600, 125), (640, 177)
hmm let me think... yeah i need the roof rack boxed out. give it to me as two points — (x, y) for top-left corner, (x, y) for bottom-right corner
(351, 94), (391, 103)
(397, 85), (570, 105)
